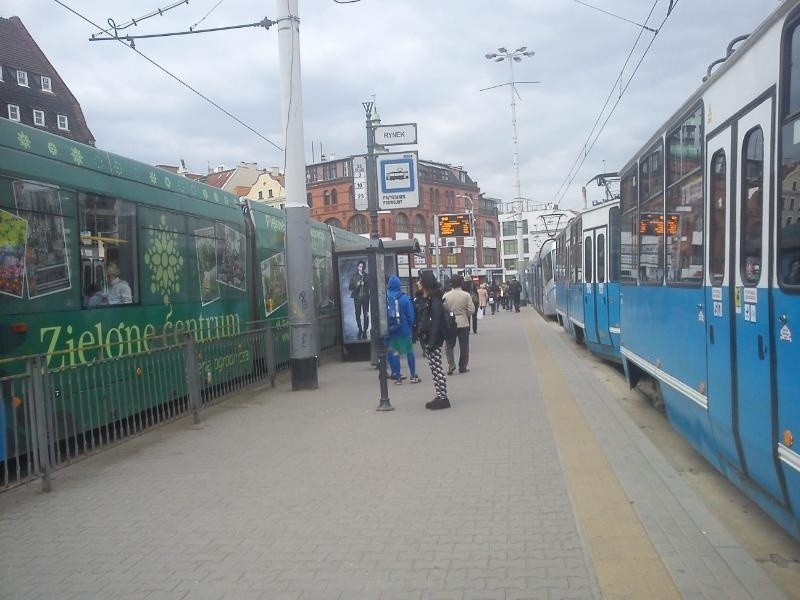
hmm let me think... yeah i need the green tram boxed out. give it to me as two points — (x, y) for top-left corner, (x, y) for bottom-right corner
(0, 118), (358, 464)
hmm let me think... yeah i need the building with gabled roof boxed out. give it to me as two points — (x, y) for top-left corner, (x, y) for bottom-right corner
(0, 16), (95, 145)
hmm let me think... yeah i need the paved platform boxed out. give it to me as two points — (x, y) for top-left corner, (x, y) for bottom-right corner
(0, 308), (786, 599)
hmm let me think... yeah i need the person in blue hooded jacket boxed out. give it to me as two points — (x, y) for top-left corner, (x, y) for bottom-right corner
(385, 275), (421, 384)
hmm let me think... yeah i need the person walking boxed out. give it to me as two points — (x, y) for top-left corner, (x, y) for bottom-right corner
(477, 283), (489, 319)
(417, 271), (450, 410)
(464, 279), (480, 334)
(443, 274), (474, 375)
(508, 277), (522, 312)
(385, 275), (420, 384)
(488, 283), (498, 315)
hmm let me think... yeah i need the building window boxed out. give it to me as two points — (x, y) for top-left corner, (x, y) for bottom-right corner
(503, 240), (518, 255)
(331, 189), (338, 205)
(484, 221), (495, 238)
(41, 76), (52, 92)
(8, 104), (20, 122)
(258, 191), (264, 200)
(33, 109), (45, 126)
(323, 191), (331, 206)
(17, 70), (28, 87)
(342, 160), (352, 178)
(306, 192), (312, 207)
(502, 221), (517, 236)
(348, 214), (369, 234)
(0, 67), (4, 82)
(484, 247), (498, 265)
(323, 162), (337, 180)
(268, 189), (273, 198)
(396, 212), (408, 233)
(504, 258), (518, 271)
(413, 214), (426, 234)
(57, 114), (69, 131)
(324, 218), (342, 229)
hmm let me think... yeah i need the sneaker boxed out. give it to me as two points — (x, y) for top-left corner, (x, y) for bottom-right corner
(409, 375), (421, 384)
(447, 365), (456, 375)
(428, 398), (451, 410)
(458, 368), (470, 374)
(393, 378), (404, 385)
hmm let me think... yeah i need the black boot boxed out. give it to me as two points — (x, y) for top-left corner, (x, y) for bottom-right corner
(426, 398), (451, 410)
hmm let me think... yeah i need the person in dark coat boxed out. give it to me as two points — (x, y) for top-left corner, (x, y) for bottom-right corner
(417, 271), (450, 410)
(508, 277), (522, 312)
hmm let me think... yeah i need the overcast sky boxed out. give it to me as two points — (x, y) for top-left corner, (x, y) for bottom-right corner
(3, 0), (781, 210)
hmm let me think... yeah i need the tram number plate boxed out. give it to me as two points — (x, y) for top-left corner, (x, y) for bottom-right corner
(712, 301), (723, 317)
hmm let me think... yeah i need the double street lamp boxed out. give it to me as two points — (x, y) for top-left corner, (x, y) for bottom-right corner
(484, 46), (536, 298)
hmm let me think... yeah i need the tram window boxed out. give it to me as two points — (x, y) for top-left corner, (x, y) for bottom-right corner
(11, 181), (73, 299)
(667, 106), (702, 186)
(584, 235), (593, 283)
(639, 144), (665, 285)
(780, 21), (800, 287)
(620, 170), (638, 283)
(787, 24), (800, 117)
(665, 171), (703, 285)
(78, 194), (138, 306)
(709, 150), (727, 285)
(597, 233), (606, 283)
(608, 206), (621, 282)
(740, 127), (764, 286)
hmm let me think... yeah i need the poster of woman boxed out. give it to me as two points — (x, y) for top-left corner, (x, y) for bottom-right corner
(337, 254), (398, 344)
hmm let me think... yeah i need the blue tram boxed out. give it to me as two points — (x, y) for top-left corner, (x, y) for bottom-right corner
(552, 0), (800, 540)
(529, 238), (557, 318)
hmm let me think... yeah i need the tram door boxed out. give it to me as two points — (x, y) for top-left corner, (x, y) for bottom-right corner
(583, 227), (612, 349)
(731, 100), (783, 503)
(705, 127), (741, 471)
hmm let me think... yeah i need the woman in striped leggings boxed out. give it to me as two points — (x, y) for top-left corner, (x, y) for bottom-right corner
(417, 271), (449, 410)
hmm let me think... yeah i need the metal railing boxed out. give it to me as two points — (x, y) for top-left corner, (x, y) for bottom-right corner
(0, 319), (304, 493)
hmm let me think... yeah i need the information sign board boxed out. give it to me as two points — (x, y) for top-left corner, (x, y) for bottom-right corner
(352, 155), (368, 211)
(438, 213), (472, 238)
(377, 152), (419, 209)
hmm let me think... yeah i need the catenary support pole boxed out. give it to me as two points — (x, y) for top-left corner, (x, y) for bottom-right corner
(277, 0), (317, 390)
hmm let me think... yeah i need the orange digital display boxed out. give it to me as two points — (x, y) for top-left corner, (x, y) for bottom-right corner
(639, 213), (678, 236)
(438, 214), (472, 237)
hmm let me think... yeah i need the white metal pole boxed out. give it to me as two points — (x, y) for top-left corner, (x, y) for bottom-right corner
(508, 58), (522, 204)
(277, 0), (317, 389)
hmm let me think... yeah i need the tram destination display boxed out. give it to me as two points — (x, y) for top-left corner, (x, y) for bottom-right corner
(437, 214), (472, 238)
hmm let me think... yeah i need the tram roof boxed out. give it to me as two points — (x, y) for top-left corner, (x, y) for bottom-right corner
(620, 0), (797, 175)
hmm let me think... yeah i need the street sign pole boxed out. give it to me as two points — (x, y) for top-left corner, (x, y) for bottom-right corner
(363, 101), (392, 411)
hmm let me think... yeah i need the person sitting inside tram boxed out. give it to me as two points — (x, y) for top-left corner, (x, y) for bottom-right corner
(105, 263), (132, 305)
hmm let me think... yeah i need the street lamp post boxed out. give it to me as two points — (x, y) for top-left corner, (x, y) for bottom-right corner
(484, 46), (535, 300)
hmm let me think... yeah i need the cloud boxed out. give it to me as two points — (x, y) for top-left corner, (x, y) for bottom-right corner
(3, 0), (779, 208)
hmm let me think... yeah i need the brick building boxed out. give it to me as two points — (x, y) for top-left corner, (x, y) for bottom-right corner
(306, 157), (501, 280)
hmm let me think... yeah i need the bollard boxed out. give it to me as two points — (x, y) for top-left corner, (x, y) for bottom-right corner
(265, 321), (276, 387)
(184, 334), (201, 424)
(29, 356), (52, 492)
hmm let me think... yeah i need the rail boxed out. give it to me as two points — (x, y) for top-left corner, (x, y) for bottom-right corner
(0, 315), (339, 492)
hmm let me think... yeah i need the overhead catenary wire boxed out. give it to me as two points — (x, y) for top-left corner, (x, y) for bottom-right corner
(93, 0), (189, 37)
(52, 0), (284, 153)
(191, 0), (226, 30)
(552, 0), (677, 206)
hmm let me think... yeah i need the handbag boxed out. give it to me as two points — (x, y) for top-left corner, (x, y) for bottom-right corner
(477, 308), (484, 320)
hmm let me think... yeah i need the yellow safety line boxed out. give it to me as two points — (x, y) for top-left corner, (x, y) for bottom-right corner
(525, 318), (680, 599)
